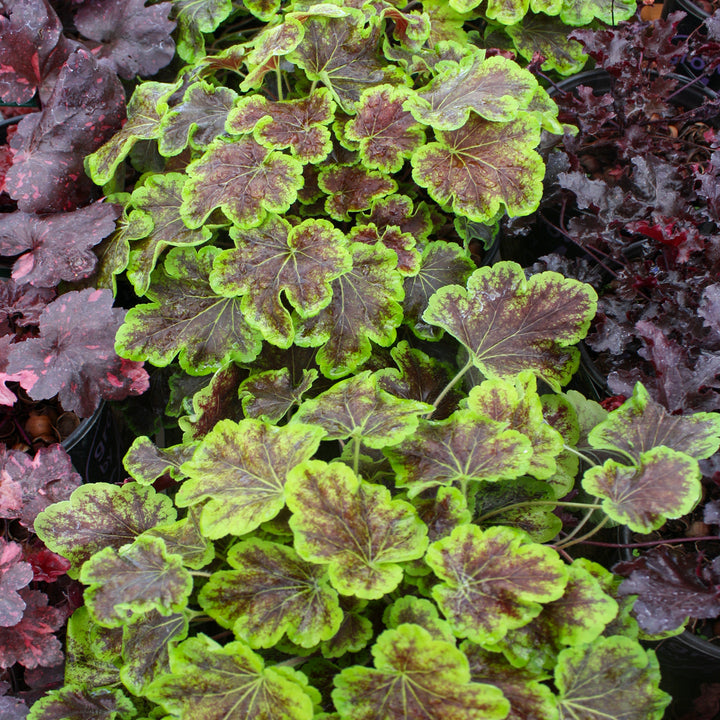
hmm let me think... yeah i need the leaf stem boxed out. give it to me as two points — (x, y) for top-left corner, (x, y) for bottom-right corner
(428, 358), (473, 416)
(557, 503), (601, 545)
(580, 535), (720, 549)
(189, 571), (213, 578)
(555, 515), (610, 550)
(562, 444), (598, 467)
(476, 499), (601, 523)
(276, 65), (284, 101)
(353, 435), (361, 476)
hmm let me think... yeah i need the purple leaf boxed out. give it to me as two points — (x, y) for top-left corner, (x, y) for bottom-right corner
(0, 278), (54, 335)
(0, 539), (33, 627)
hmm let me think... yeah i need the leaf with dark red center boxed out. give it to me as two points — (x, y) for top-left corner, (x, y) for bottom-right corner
(555, 637), (670, 720)
(405, 50), (538, 130)
(123, 436), (193, 486)
(403, 241), (475, 340)
(0, 445), (81, 527)
(18, 686), (135, 719)
(0, 203), (119, 288)
(5, 288), (148, 417)
(116, 246), (262, 374)
(228, 89), (336, 164)
(588, 382), (720, 463)
(344, 85), (425, 173)
(199, 539), (342, 648)
(321, 596), (373, 659)
(0, 539), (33, 627)
(411, 114), (544, 223)
(423, 262), (597, 390)
(238, 367), (317, 423)
(142, 507), (214, 570)
(294, 241), (404, 377)
(582, 447), (701, 533)
(81, 535), (192, 627)
(386, 411), (532, 498)
(332, 624), (509, 720)
(124, 172), (212, 295)
(347, 223), (420, 275)
(292, 370), (431, 448)
(361, 194), (432, 243)
(210, 215), (351, 347)
(34, 482), (176, 577)
(411, 487), (471, 544)
(147, 635), (317, 719)
(0, 0), (72, 105)
(85, 80), (175, 185)
(159, 81), (237, 156)
(318, 164), (396, 221)
(7, 49), (125, 213)
(286, 460), (428, 598)
(383, 596), (455, 643)
(74, 0), (175, 79)
(173, 0), (232, 62)
(289, 10), (403, 112)
(177, 418), (324, 538)
(426, 524), (568, 644)
(181, 136), (303, 228)
(0, 589), (65, 669)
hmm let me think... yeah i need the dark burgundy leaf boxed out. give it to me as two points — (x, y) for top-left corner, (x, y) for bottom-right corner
(74, 0), (176, 79)
(0, 681), (28, 720)
(0, 203), (120, 287)
(5, 48), (125, 213)
(0, 278), (54, 335)
(0, 538), (33, 627)
(23, 542), (71, 583)
(5, 288), (149, 417)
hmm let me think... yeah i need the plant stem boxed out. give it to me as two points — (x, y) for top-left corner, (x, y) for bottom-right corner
(581, 535), (720, 549)
(427, 358), (473, 417)
(189, 571), (213, 578)
(353, 435), (361, 476)
(555, 515), (610, 550)
(562, 444), (598, 467)
(476, 499), (601, 523)
(557, 503), (602, 545)
(276, 65), (283, 101)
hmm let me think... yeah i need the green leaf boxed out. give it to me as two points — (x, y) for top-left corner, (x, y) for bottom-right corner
(115, 246), (263, 374)
(555, 637), (670, 720)
(245, 0), (280, 21)
(423, 262), (597, 390)
(411, 114), (544, 223)
(321, 596), (374, 659)
(581, 447), (702, 533)
(180, 136), (303, 229)
(172, 0), (233, 61)
(209, 214), (351, 347)
(141, 507), (215, 570)
(123, 436), (194, 486)
(147, 634), (316, 720)
(286, 460), (428, 599)
(240, 18), (304, 91)
(34, 482), (176, 578)
(289, 10), (403, 113)
(411, 486), (472, 544)
(405, 51), (537, 130)
(558, 0), (636, 25)
(124, 172), (212, 295)
(120, 610), (189, 695)
(80, 536), (193, 627)
(383, 596), (456, 644)
(386, 410), (532, 498)
(177, 418), (324, 538)
(403, 240), (475, 340)
(198, 539), (342, 648)
(344, 85), (425, 173)
(361, 194), (433, 244)
(318, 164), (397, 222)
(347, 223), (420, 276)
(588, 382), (720, 462)
(295, 241), (404, 378)
(466, 371), (564, 479)
(540, 393), (581, 498)
(85, 81), (175, 185)
(26, 686), (136, 720)
(332, 624), (509, 720)
(425, 524), (568, 645)
(238, 367), (318, 423)
(292, 370), (432, 449)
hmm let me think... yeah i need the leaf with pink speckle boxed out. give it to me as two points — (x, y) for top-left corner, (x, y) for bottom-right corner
(0, 539), (33, 627)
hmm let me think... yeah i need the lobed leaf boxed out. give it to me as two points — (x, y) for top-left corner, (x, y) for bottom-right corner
(141, 508), (214, 570)
(122, 436), (193, 486)
(0, 539), (34, 628)
(24, 686), (135, 720)
(318, 165), (397, 222)
(173, 0), (232, 62)
(238, 367), (317, 423)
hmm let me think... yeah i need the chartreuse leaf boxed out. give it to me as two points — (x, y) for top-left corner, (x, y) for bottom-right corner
(198, 539), (342, 648)
(123, 436), (194, 486)
(238, 367), (317, 423)
(426, 525), (569, 645)
(147, 634), (316, 720)
(124, 172), (213, 295)
(383, 596), (456, 644)
(386, 410), (532, 498)
(34, 483), (176, 578)
(348, 223), (420, 276)
(285, 460), (428, 599)
(85, 81), (176, 185)
(116, 246), (262, 374)
(120, 610), (189, 696)
(26, 686), (136, 720)
(244, 0), (280, 22)
(332, 624), (509, 720)
(141, 507), (214, 570)
(172, 0), (233, 61)
(180, 136), (303, 229)
(344, 85), (425, 173)
(411, 114), (544, 223)
(423, 262), (597, 390)
(292, 371), (431, 449)
(209, 214), (351, 348)
(558, 0), (636, 26)
(490, 560), (619, 672)
(294, 241), (404, 378)
(321, 596), (373, 659)
(176, 418), (324, 538)
(80, 536), (192, 628)
(540, 393), (580, 498)
(412, 486), (472, 544)
(582, 447), (702, 533)
(467, 372), (564, 479)
(240, 18), (304, 91)
(405, 50), (538, 130)
(462, 641), (559, 720)
(588, 382), (720, 462)
(554, 636), (670, 720)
